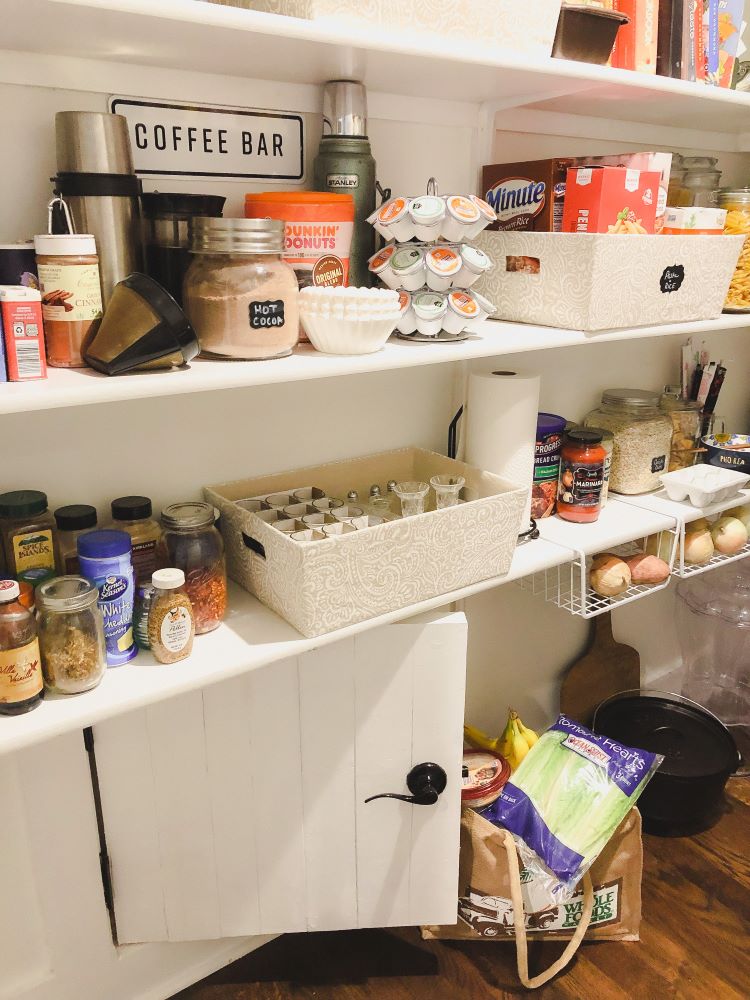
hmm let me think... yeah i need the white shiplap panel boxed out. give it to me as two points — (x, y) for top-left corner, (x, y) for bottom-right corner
(353, 626), (415, 928)
(298, 640), (357, 931)
(407, 612), (467, 926)
(202, 675), (261, 938)
(247, 658), (307, 933)
(93, 710), (168, 944)
(146, 692), (221, 941)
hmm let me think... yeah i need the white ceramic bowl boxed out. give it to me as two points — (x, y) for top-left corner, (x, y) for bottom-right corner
(659, 466), (750, 507)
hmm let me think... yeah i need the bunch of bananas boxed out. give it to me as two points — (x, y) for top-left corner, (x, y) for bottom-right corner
(464, 708), (539, 772)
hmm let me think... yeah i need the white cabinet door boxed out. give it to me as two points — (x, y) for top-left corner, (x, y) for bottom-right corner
(93, 610), (467, 944)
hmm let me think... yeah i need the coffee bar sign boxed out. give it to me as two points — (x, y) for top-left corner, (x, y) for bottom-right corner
(108, 97), (304, 180)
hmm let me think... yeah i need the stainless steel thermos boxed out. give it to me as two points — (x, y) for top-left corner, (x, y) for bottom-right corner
(53, 112), (143, 305)
(313, 81), (376, 288)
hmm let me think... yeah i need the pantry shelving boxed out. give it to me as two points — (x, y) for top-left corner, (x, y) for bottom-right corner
(6, 0), (750, 142)
(2, 313), (748, 415)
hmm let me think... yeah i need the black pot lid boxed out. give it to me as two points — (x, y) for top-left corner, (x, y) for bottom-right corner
(594, 694), (738, 779)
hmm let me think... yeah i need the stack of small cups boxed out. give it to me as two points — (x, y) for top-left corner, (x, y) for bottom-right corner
(367, 192), (497, 339)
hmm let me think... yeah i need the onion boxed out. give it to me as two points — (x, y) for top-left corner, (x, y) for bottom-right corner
(726, 504), (750, 536)
(589, 554), (632, 597)
(710, 515), (749, 555)
(684, 524), (714, 564)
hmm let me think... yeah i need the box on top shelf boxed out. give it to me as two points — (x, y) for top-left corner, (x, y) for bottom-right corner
(611, 1), (659, 74)
(663, 206), (727, 234)
(482, 153), (671, 234)
(205, 448), (528, 638)
(561, 166), (661, 234)
(472, 230), (745, 332)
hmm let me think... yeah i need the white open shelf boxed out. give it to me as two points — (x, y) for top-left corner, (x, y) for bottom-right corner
(2, 314), (748, 415)
(6, 0), (750, 140)
(0, 533), (568, 757)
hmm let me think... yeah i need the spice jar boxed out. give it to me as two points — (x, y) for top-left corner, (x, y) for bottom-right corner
(34, 233), (103, 367)
(660, 386), (703, 471)
(109, 496), (161, 584)
(0, 490), (57, 587)
(718, 189), (750, 311)
(160, 503), (227, 634)
(557, 430), (607, 523)
(77, 530), (136, 666)
(36, 576), (107, 694)
(54, 504), (98, 575)
(0, 579), (43, 715)
(583, 389), (673, 495)
(183, 218), (299, 360)
(148, 568), (195, 664)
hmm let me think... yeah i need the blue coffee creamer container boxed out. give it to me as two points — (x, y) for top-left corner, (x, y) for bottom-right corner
(78, 530), (137, 666)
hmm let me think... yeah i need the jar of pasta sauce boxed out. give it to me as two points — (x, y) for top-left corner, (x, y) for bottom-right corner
(557, 430), (606, 523)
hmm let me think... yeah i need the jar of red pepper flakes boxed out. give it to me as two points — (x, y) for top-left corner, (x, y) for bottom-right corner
(557, 430), (606, 524)
(159, 503), (227, 634)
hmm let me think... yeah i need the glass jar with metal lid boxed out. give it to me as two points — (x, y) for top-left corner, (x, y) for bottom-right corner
(717, 188), (750, 311)
(183, 217), (300, 360)
(160, 502), (227, 634)
(36, 576), (107, 694)
(660, 385), (703, 471)
(583, 389), (673, 495)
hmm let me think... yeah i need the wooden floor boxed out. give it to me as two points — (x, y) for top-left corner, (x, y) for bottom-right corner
(174, 781), (750, 1000)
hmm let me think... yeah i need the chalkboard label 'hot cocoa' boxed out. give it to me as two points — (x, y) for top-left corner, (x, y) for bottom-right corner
(249, 300), (285, 329)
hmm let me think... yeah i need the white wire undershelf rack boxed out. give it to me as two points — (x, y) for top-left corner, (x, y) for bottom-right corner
(675, 539), (750, 578)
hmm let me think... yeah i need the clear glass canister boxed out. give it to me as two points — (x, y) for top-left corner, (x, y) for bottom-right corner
(583, 389), (673, 495)
(718, 188), (750, 311)
(183, 218), (300, 360)
(160, 502), (227, 634)
(659, 385), (703, 471)
(36, 576), (107, 694)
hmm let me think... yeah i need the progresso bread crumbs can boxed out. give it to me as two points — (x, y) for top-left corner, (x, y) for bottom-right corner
(532, 412), (567, 519)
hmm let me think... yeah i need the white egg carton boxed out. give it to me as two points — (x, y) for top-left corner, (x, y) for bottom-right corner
(395, 287), (496, 339)
(368, 192), (496, 244)
(369, 241), (493, 292)
(659, 466), (750, 507)
(299, 286), (400, 356)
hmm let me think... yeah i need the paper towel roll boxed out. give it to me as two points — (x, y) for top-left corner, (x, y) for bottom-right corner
(464, 369), (540, 529)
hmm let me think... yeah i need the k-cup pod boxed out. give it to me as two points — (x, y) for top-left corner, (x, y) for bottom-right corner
(467, 290), (496, 331)
(443, 290), (481, 334)
(468, 195), (497, 238)
(408, 195), (446, 242)
(425, 245), (462, 292)
(455, 244), (492, 288)
(390, 245), (425, 292)
(441, 195), (482, 242)
(368, 244), (399, 289)
(396, 289), (418, 335)
(372, 197), (413, 242)
(413, 291), (447, 337)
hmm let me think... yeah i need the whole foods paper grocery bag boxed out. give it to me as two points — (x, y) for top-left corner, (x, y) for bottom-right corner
(423, 807), (642, 943)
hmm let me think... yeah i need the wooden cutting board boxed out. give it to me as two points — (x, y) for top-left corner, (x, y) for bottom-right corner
(560, 612), (640, 727)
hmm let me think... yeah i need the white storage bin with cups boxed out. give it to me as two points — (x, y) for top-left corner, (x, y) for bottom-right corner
(366, 181), (499, 342)
(205, 447), (528, 637)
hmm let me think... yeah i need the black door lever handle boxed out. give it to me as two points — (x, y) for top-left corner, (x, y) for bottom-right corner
(365, 762), (447, 806)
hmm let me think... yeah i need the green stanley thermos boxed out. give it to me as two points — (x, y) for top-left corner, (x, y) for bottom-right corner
(313, 80), (376, 288)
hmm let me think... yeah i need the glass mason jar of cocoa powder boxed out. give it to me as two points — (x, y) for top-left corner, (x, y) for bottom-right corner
(183, 218), (299, 360)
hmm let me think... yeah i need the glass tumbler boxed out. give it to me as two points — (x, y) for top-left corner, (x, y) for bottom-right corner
(393, 481), (430, 517)
(431, 475), (465, 509)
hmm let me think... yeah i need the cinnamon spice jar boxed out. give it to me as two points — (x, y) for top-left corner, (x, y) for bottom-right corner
(34, 234), (103, 367)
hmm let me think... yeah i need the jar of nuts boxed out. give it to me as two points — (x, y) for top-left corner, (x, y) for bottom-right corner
(659, 386), (703, 472)
(36, 576), (107, 694)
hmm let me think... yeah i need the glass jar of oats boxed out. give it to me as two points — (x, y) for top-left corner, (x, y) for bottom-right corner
(183, 218), (299, 360)
(583, 389), (673, 495)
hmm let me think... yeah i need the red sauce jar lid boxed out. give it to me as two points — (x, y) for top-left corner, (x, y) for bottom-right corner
(461, 750), (510, 805)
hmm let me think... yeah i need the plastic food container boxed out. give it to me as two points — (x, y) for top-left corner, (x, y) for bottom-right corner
(368, 244), (398, 289)
(659, 466), (750, 507)
(413, 291), (447, 336)
(391, 245), (426, 291)
(552, 4), (629, 65)
(443, 290), (480, 334)
(372, 197), (413, 242)
(442, 195), (481, 241)
(425, 246), (462, 292)
(455, 244), (492, 288)
(396, 290), (418, 334)
(409, 195), (445, 241)
(466, 290), (496, 331)
(468, 195), (497, 238)
(461, 749), (510, 810)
